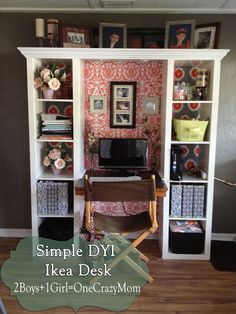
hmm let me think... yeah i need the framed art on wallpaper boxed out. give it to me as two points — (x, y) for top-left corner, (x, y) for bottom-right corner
(165, 20), (195, 48)
(142, 96), (160, 114)
(90, 96), (107, 113)
(110, 81), (136, 128)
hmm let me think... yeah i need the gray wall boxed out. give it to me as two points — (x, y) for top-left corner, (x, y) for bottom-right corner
(0, 13), (235, 233)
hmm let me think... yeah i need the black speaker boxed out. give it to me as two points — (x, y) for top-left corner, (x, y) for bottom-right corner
(170, 145), (183, 181)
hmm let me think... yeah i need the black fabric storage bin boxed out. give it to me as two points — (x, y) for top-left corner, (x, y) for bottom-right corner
(39, 218), (73, 241)
(169, 221), (205, 254)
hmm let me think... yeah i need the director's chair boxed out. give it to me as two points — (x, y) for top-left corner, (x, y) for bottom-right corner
(84, 174), (158, 283)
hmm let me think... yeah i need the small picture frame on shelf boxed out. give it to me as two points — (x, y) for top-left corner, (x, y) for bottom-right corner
(194, 22), (221, 49)
(110, 81), (136, 128)
(60, 24), (91, 47)
(165, 20), (195, 48)
(99, 23), (127, 48)
(90, 96), (107, 113)
(142, 96), (160, 114)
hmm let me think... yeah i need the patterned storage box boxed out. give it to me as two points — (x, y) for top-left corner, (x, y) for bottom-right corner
(193, 185), (205, 218)
(169, 220), (205, 254)
(170, 184), (182, 218)
(182, 185), (193, 218)
(37, 181), (69, 215)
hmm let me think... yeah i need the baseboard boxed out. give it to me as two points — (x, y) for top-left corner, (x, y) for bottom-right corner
(127, 232), (159, 240)
(212, 233), (236, 242)
(2, 229), (234, 243)
(0, 228), (159, 239)
(0, 228), (31, 237)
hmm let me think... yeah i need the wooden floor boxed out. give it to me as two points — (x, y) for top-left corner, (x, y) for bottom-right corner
(1, 238), (236, 314)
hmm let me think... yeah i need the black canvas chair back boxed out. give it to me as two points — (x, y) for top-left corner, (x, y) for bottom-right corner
(84, 174), (158, 283)
(85, 178), (156, 202)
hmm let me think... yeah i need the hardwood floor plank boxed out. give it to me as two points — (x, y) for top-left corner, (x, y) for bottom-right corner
(1, 238), (236, 314)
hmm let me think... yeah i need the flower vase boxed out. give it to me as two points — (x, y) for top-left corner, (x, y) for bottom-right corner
(42, 87), (54, 99)
(52, 166), (61, 175)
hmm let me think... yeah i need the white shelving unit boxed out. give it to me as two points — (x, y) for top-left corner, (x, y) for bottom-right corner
(19, 48), (229, 259)
(19, 50), (86, 238)
(161, 56), (229, 260)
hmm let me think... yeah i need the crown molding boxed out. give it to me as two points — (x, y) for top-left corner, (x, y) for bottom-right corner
(1, 7), (236, 14)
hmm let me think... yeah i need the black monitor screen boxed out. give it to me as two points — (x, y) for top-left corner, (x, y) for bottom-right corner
(99, 138), (148, 169)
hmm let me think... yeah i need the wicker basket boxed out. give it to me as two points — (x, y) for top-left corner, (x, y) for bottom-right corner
(173, 119), (209, 142)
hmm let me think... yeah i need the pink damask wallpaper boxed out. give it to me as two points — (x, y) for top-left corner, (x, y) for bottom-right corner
(83, 60), (162, 170)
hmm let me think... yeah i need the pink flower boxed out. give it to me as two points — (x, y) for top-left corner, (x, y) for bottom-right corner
(40, 68), (52, 83)
(43, 156), (51, 167)
(34, 77), (43, 89)
(54, 158), (66, 169)
(48, 78), (61, 91)
(48, 148), (61, 160)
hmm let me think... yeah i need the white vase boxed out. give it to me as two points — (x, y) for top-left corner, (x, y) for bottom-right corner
(42, 87), (54, 99)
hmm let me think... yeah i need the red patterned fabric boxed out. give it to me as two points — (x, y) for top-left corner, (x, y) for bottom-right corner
(91, 201), (148, 216)
(84, 60), (162, 170)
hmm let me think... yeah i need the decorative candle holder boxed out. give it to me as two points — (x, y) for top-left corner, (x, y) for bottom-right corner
(35, 18), (45, 47)
(192, 86), (208, 101)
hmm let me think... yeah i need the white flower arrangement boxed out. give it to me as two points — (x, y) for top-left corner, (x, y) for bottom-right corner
(34, 64), (66, 91)
(43, 145), (72, 170)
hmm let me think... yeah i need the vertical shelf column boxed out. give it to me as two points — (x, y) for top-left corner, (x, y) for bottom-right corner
(26, 57), (39, 236)
(73, 58), (85, 234)
(204, 59), (222, 258)
(162, 59), (175, 259)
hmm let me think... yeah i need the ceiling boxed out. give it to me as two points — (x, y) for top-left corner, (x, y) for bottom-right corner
(1, 0), (236, 13)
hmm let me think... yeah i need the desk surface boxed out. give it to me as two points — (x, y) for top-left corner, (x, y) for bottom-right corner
(75, 170), (167, 198)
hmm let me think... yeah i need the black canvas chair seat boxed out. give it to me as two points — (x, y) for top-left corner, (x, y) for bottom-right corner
(93, 211), (152, 233)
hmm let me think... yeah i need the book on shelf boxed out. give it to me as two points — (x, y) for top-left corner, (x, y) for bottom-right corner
(41, 113), (71, 121)
(40, 112), (73, 138)
(42, 125), (72, 131)
(39, 134), (73, 140)
(42, 120), (72, 125)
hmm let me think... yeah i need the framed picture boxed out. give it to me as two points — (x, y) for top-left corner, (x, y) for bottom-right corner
(110, 81), (136, 128)
(194, 22), (221, 49)
(90, 96), (107, 113)
(142, 96), (160, 114)
(127, 27), (165, 48)
(60, 24), (91, 47)
(99, 23), (127, 48)
(165, 20), (195, 48)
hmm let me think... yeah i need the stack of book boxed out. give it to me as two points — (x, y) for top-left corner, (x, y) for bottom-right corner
(39, 113), (72, 140)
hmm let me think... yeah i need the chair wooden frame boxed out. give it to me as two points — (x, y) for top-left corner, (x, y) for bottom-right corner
(84, 174), (158, 283)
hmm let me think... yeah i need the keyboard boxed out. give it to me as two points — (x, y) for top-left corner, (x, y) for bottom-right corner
(89, 176), (142, 182)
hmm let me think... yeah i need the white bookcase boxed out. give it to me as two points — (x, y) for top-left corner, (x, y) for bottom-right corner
(19, 47), (228, 259)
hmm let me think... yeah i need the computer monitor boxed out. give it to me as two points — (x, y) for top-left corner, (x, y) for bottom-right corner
(99, 138), (148, 170)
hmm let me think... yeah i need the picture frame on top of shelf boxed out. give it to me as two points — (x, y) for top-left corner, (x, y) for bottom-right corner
(60, 24), (91, 48)
(90, 96), (107, 113)
(165, 20), (195, 48)
(194, 22), (221, 49)
(110, 81), (136, 128)
(127, 27), (165, 48)
(99, 23), (127, 48)
(142, 96), (160, 114)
